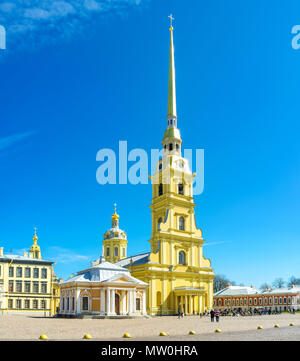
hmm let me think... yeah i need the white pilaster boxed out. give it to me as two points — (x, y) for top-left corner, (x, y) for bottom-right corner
(142, 290), (146, 315)
(111, 289), (116, 314)
(100, 289), (105, 313)
(76, 289), (81, 314)
(133, 289), (136, 314)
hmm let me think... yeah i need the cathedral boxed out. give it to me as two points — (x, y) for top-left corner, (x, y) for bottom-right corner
(59, 19), (215, 317)
(106, 20), (215, 315)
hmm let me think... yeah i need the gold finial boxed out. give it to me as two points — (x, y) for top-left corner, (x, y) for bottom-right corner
(33, 227), (38, 243)
(114, 202), (117, 213)
(168, 14), (174, 31)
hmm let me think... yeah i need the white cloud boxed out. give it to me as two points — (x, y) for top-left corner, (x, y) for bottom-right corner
(0, 0), (148, 51)
(0, 130), (36, 151)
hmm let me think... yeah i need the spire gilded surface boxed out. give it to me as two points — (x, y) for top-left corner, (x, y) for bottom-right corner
(167, 14), (177, 123)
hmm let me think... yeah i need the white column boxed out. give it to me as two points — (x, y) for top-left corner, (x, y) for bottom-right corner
(76, 289), (81, 314)
(142, 290), (146, 315)
(133, 289), (136, 314)
(111, 289), (115, 314)
(106, 288), (111, 315)
(121, 291), (125, 315)
(100, 289), (105, 313)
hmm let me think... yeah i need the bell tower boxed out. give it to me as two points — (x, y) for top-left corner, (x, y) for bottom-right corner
(102, 204), (128, 263)
(149, 17), (208, 269)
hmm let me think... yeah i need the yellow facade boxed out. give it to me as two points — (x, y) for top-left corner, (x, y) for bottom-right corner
(115, 21), (215, 315)
(0, 231), (59, 316)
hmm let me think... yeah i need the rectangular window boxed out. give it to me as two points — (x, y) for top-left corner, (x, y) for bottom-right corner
(9, 267), (14, 277)
(72, 297), (75, 311)
(106, 248), (110, 257)
(33, 300), (38, 309)
(25, 268), (31, 278)
(16, 281), (22, 293)
(284, 297), (287, 304)
(16, 299), (21, 309)
(16, 267), (22, 277)
(9, 280), (14, 292)
(136, 298), (141, 311)
(41, 282), (47, 294)
(8, 299), (13, 308)
(33, 268), (39, 278)
(41, 300), (46, 309)
(33, 281), (39, 293)
(25, 281), (30, 293)
(25, 300), (30, 309)
(82, 297), (88, 311)
(41, 268), (47, 279)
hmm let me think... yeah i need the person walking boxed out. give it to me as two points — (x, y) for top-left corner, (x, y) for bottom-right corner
(210, 309), (215, 322)
(215, 309), (220, 322)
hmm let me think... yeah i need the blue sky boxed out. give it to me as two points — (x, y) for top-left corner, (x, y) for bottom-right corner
(0, 0), (300, 288)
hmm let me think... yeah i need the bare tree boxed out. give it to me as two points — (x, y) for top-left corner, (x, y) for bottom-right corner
(259, 282), (270, 290)
(287, 276), (300, 288)
(272, 278), (285, 289)
(213, 274), (235, 293)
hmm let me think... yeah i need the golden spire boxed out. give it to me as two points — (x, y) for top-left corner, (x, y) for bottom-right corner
(167, 14), (177, 123)
(112, 202), (119, 221)
(33, 227), (38, 243)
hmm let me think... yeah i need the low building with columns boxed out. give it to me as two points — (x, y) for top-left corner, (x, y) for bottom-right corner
(59, 252), (148, 317)
(214, 284), (300, 312)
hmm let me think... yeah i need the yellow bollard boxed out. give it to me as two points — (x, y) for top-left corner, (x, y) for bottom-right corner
(189, 330), (196, 335)
(257, 326), (263, 330)
(159, 332), (167, 336)
(274, 324), (280, 328)
(290, 323), (295, 326)
(39, 334), (48, 340)
(215, 329), (222, 333)
(83, 334), (92, 339)
(123, 333), (131, 338)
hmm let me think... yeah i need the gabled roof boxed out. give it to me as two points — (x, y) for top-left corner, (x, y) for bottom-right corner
(61, 258), (147, 287)
(214, 286), (259, 297)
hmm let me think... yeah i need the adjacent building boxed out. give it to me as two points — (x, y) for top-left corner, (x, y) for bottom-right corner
(0, 230), (57, 316)
(59, 247), (148, 317)
(214, 284), (300, 312)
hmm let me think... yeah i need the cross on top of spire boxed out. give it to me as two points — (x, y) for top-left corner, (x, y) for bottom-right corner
(168, 14), (174, 30)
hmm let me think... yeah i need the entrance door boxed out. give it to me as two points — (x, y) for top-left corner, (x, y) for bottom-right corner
(115, 293), (120, 315)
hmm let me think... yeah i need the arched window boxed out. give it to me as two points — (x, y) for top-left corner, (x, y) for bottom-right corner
(176, 144), (179, 151)
(179, 217), (184, 231)
(178, 251), (185, 265)
(114, 247), (118, 257)
(169, 143), (173, 151)
(157, 217), (163, 231)
(106, 247), (110, 257)
(159, 183), (163, 196)
(178, 183), (184, 195)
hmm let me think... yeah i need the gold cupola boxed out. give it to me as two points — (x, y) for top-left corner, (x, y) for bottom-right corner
(103, 203), (127, 263)
(29, 227), (42, 259)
